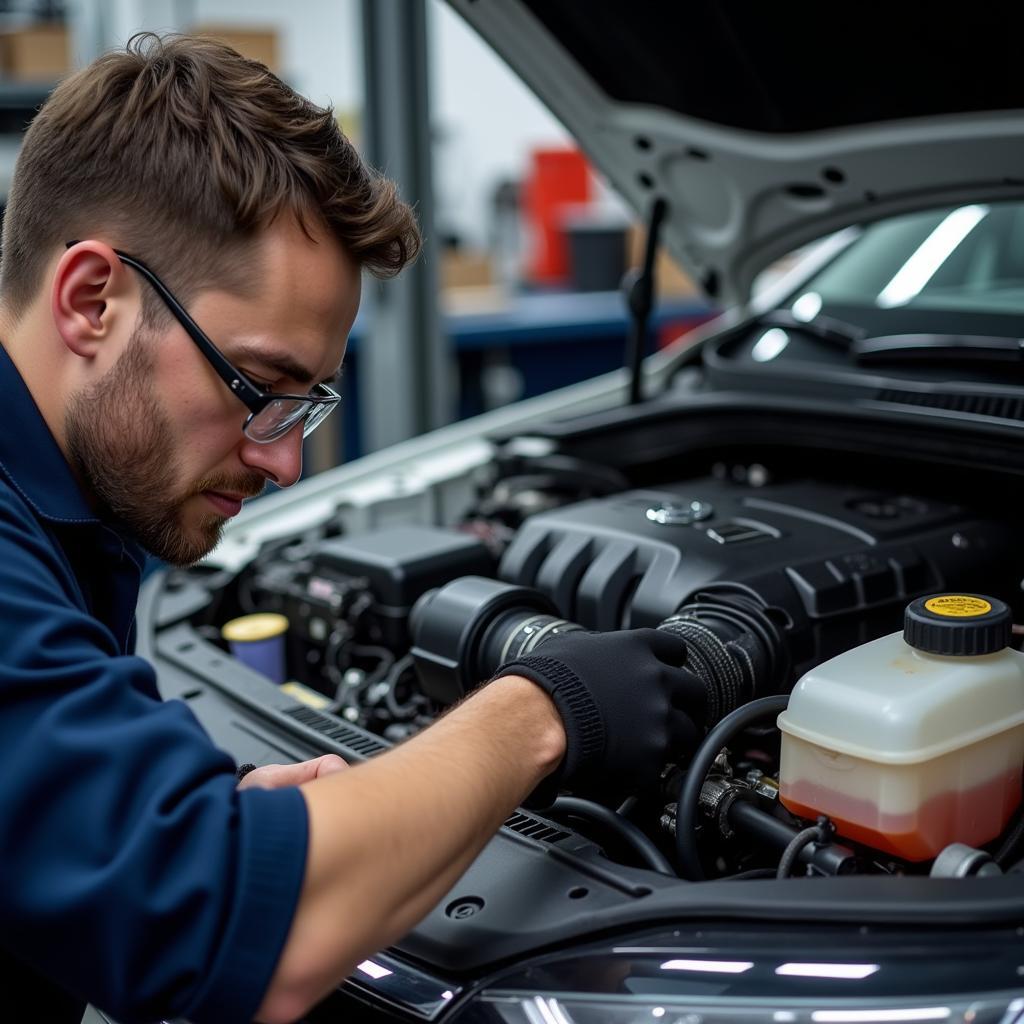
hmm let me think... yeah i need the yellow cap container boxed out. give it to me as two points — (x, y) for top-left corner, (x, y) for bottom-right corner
(778, 601), (1024, 861)
(222, 613), (289, 682)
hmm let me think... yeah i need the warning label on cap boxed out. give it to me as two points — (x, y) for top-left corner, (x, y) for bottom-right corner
(924, 595), (992, 617)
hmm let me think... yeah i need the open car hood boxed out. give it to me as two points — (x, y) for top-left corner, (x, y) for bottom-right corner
(447, 0), (1024, 304)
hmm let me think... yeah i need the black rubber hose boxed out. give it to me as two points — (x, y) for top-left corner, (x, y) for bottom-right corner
(776, 825), (822, 879)
(675, 694), (790, 881)
(617, 795), (639, 817)
(994, 805), (1024, 866)
(658, 616), (747, 725)
(551, 796), (675, 876)
(383, 655), (419, 721)
(727, 801), (856, 876)
(693, 585), (791, 692)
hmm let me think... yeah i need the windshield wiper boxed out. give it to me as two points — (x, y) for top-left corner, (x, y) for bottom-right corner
(759, 310), (866, 349)
(852, 334), (1024, 365)
(757, 312), (1024, 368)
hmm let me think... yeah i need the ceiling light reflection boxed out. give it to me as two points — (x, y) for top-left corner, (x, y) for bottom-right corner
(777, 962), (880, 980)
(356, 959), (392, 980)
(522, 996), (576, 1024)
(812, 1008), (950, 1022)
(752, 327), (790, 362)
(877, 205), (988, 308)
(661, 958), (755, 973)
(792, 291), (823, 321)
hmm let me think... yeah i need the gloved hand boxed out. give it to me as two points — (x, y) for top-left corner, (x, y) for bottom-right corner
(491, 627), (703, 806)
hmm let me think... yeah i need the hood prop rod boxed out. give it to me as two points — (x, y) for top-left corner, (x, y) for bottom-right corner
(624, 196), (668, 405)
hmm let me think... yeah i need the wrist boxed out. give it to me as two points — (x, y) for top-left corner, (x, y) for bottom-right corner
(488, 673), (567, 774)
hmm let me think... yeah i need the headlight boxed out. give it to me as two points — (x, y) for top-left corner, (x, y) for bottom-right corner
(470, 993), (1022, 1024)
(446, 926), (1024, 1024)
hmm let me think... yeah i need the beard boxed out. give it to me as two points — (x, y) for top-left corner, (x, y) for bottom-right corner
(64, 327), (265, 566)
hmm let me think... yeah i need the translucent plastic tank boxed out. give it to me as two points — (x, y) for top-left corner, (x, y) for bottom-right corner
(778, 594), (1024, 861)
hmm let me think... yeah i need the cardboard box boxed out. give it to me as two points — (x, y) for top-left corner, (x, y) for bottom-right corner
(191, 26), (279, 72)
(0, 24), (70, 82)
(441, 248), (494, 290)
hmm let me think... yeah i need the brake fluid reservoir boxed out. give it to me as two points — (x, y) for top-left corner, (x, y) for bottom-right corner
(778, 594), (1024, 861)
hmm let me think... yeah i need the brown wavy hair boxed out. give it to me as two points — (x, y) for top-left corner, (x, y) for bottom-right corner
(0, 32), (420, 320)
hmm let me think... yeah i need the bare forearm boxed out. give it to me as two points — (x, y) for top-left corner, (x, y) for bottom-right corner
(256, 676), (565, 1023)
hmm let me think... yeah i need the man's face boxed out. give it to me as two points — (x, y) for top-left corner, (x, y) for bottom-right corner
(65, 219), (360, 566)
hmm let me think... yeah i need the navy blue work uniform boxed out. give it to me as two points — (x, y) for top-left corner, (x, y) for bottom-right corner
(0, 345), (308, 1023)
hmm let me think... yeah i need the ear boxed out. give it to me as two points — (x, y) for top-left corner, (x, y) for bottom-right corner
(51, 241), (137, 360)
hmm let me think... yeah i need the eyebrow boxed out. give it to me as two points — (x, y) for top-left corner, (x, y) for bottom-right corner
(232, 343), (343, 388)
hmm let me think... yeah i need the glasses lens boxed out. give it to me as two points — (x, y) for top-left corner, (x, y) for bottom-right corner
(246, 398), (310, 442)
(244, 390), (340, 443)
(301, 399), (338, 437)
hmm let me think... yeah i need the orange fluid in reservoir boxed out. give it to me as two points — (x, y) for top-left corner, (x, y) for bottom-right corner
(780, 767), (1022, 861)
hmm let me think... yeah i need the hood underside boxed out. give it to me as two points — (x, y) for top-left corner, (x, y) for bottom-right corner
(447, 0), (1024, 303)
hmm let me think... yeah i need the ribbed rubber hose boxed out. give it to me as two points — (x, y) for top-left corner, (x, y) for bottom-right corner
(658, 616), (747, 725)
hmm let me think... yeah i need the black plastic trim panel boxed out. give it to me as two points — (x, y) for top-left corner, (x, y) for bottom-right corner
(153, 621), (588, 852)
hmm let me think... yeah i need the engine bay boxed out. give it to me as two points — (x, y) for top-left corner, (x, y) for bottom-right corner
(159, 441), (1024, 890)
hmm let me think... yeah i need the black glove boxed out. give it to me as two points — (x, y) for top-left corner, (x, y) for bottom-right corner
(492, 627), (703, 806)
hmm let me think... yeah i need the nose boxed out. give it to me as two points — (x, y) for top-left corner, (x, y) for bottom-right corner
(237, 424), (304, 488)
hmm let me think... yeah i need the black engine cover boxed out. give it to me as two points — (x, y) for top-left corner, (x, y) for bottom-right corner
(498, 478), (1017, 674)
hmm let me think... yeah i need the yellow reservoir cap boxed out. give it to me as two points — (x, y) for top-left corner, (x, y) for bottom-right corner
(222, 613), (289, 643)
(905, 593), (1011, 656)
(924, 595), (993, 617)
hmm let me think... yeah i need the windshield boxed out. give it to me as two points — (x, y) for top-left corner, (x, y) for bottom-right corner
(789, 202), (1024, 337)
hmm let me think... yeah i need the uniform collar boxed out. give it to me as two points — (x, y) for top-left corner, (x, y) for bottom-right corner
(0, 342), (102, 525)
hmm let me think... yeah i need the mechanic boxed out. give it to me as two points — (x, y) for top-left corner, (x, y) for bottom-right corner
(0, 34), (699, 1024)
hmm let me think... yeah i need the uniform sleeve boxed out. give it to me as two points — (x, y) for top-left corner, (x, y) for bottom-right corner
(0, 493), (309, 1024)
